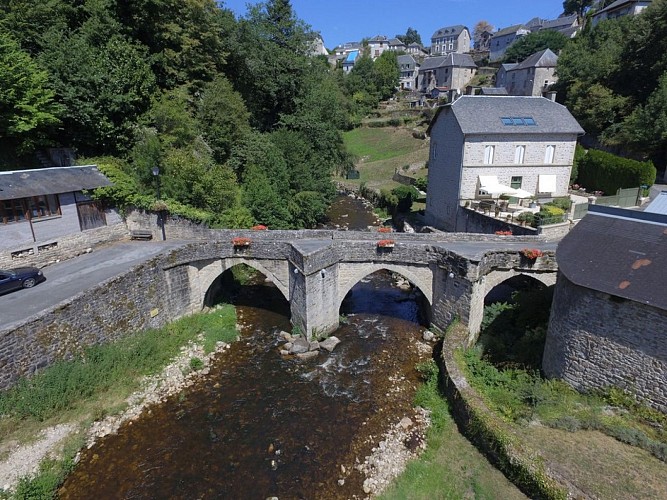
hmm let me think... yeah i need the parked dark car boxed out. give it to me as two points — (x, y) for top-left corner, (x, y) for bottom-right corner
(0, 267), (45, 294)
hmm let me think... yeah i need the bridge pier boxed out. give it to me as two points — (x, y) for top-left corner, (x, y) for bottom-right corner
(289, 262), (340, 338)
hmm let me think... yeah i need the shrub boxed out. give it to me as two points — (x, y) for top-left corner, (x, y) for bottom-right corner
(189, 357), (204, 371)
(391, 184), (419, 212)
(413, 176), (427, 192)
(546, 197), (572, 211)
(577, 148), (656, 194)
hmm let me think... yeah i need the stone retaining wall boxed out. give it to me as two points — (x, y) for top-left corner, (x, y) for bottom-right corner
(544, 275), (667, 412)
(440, 323), (570, 499)
(0, 251), (181, 390)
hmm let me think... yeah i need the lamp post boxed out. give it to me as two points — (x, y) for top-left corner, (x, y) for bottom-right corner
(152, 166), (166, 241)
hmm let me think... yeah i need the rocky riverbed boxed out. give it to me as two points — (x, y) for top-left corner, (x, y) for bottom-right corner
(0, 323), (435, 498)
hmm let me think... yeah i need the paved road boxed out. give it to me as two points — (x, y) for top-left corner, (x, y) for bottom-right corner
(0, 241), (187, 331)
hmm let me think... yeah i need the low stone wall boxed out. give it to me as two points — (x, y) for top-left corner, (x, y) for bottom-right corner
(0, 222), (128, 269)
(125, 210), (213, 241)
(0, 250), (183, 390)
(455, 208), (538, 236)
(544, 275), (667, 413)
(440, 323), (570, 499)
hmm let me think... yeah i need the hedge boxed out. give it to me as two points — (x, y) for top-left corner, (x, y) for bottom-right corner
(577, 149), (656, 195)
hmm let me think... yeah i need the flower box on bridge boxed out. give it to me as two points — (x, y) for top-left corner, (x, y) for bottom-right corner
(232, 237), (252, 247)
(520, 248), (543, 260)
(251, 225), (268, 231)
(377, 239), (396, 248)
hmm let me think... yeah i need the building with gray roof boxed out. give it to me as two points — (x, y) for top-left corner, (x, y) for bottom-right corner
(425, 96), (583, 231)
(591, 0), (652, 26)
(504, 49), (559, 96)
(418, 53), (477, 94)
(0, 165), (124, 262)
(430, 25), (471, 56)
(544, 205), (667, 412)
(489, 24), (530, 62)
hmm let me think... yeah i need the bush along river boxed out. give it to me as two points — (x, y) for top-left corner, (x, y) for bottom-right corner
(59, 194), (434, 499)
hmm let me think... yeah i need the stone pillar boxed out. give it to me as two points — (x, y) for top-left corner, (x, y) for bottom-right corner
(289, 263), (340, 338)
(431, 265), (474, 342)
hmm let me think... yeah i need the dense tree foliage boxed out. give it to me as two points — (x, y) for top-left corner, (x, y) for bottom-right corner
(0, 0), (392, 229)
(396, 27), (422, 46)
(556, 0), (667, 167)
(502, 30), (569, 63)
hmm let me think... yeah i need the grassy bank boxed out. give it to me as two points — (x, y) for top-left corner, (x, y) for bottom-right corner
(380, 359), (526, 500)
(0, 306), (238, 499)
(342, 126), (429, 192)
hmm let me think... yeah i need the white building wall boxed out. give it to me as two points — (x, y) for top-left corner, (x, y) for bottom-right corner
(460, 134), (577, 199)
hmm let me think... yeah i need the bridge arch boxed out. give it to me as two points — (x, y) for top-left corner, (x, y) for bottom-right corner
(197, 258), (290, 309)
(468, 269), (557, 339)
(336, 262), (434, 313)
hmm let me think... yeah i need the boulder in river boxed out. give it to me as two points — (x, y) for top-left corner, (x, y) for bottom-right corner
(319, 336), (341, 352)
(289, 337), (310, 354)
(296, 351), (319, 361)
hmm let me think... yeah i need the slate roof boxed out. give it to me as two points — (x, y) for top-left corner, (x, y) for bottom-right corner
(397, 54), (416, 67)
(595, 0), (649, 15)
(431, 25), (467, 39)
(428, 96), (584, 135)
(0, 165), (112, 201)
(389, 38), (405, 46)
(541, 14), (578, 30)
(491, 24), (527, 38)
(557, 207), (667, 311)
(479, 87), (509, 95)
(419, 53), (477, 71)
(512, 48), (558, 70)
(645, 191), (667, 215)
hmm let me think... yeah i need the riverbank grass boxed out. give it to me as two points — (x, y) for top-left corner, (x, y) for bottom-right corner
(380, 359), (526, 500)
(0, 307), (238, 499)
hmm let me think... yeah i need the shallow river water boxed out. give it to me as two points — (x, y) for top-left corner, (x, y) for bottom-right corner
(59, 195), (431, 499)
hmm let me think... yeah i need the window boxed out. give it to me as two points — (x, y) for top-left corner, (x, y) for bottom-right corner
(514, 145), (525, 164)
(1, 195), (60, 224)
(511, 176), (523, 189)
(484, 145), (495, 164)
(500, 116), (536, 126)
(544, 145), (555, 164)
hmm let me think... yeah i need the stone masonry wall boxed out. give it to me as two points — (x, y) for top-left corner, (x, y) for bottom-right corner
(0, 222), (128, 269)
(0, 250), (185, 390)
(544, 274), (667, 412)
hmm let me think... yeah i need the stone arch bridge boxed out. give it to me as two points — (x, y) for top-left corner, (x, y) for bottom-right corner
(160, 230), (558, 341)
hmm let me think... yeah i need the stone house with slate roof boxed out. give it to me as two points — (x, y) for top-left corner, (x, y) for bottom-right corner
(591, 0), (652, 26)
(425, 96), (584, 231)
(418, 53), (477, 94)
(0, 165), (124, 264)
(397, 54), (419, 90)
(543, 205), (667, 412)
(489, 24), (530, 62)
(504, 48), (559, 96)
(430, 25), (471, 56)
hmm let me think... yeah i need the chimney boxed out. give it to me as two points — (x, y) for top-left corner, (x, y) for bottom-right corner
(545, 90), (557, 101)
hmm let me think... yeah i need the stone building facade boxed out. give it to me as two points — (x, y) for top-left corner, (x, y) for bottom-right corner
(543, 207), (667, 412)
(425, 96), (584, 232)
(430, 25), (471, 55)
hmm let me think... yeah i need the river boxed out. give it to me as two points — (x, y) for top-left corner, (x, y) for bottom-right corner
(59, 194), (432, 499)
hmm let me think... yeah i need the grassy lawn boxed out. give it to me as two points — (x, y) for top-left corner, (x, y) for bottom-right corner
(341, 126), (429, 192)
(381, 361), (526, 500)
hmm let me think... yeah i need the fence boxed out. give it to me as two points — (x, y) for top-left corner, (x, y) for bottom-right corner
(595, 187), (641, 208)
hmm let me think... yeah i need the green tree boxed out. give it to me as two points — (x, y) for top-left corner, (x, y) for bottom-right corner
(197, 76), (251, 163)
(502, 30), (569, 62)
(231, 0), (311, 131)
(562, 0), (595, 24)
(373, 51), (400, 100)
(396, 27), (422, 46)
(0, 30), (61, 152)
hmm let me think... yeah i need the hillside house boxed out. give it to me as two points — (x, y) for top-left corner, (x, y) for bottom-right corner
(591, 0), (652, 26)
(430, 25), (471, 56)
(367, 35), (390, 59)
(342, 50), (360, 73)
(489, 24), (530, 62)
(418, 53), (477, 95)
(388, 38), (406, 51)
(495, 63), (518, 89)
(424, 96), (584, 231)
(544, 206), (667, 412)
(503, 49), (559, 96)
(398, 54), (419, 90)
(406, 42), (428, 57)
(0, 165), (123, 262)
